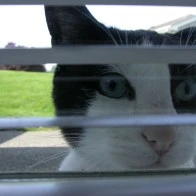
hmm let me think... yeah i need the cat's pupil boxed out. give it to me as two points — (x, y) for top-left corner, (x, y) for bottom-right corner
(108, 80), (117, 91)
(184, 84), (190, 95)
(99, 73), (129, 99)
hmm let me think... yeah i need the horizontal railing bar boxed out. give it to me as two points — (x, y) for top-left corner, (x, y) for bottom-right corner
(1, 115), (196, 129)
(1, 46), (196, 65)
(0, 0), (195, 6)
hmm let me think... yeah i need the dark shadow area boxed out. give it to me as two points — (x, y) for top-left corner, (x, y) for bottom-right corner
(0, 147), (69, 172)
(0, 130), (25, 144)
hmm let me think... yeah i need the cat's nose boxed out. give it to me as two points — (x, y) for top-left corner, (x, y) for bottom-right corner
(141, 127), (176, 156)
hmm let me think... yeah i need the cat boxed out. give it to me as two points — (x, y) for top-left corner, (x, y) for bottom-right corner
(45, 6), (196, 171)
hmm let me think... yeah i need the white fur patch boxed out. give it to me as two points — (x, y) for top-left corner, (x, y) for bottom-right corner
(60, 44), (196, 171)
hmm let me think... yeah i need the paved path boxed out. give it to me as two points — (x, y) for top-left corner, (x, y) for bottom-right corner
(0, 130), (69, 172)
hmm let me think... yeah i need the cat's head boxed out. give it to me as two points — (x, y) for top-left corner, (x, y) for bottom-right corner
(45, 6), (196, 170)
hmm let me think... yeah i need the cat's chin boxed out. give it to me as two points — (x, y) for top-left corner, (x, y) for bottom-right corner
(143, 162), (170, 170)
(145, 159), (173, 169)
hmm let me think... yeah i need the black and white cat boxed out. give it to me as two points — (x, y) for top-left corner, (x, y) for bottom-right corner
(45, 6), (196, 171)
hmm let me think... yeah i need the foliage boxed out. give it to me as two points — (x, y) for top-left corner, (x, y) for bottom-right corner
(0, 42), (46, 72)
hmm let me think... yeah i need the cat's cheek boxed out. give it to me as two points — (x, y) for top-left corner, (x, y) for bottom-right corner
(161, 127), (196, 166)
(107, 128), (159, 168)
(162, 150), (195, 167)
(87, 92), (135, 116)
(59, 150), (88, 171)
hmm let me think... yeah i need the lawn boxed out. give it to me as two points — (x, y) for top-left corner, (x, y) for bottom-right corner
(0, 71), (54, 117)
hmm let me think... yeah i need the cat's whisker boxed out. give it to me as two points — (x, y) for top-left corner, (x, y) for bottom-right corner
(77, 149), (106, 170)
(125, 30), (129, 46)
(44, 133), (81, 138)
(180, 64), (194, 74)
(23, 135), (65, 140)
(86, 158), (104, 171)
(180, 30), (183, 46)
(110, 63), (125, 75)
(191, 38), (196, 46)
(80, 148), (123, 171)
(18, 143), (69, 155)
(185, 27), (195, 47)
(21, 151), (67, 171)
(112, 63), (130, 78)
(116, 29), (123, 45)
(58, 136), (81, 139)
(107, 28), (119, 46)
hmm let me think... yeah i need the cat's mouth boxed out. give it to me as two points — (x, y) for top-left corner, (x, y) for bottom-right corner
(145, 162), (165, 169)
(155, 159), (161, 165)
(144, 158), (165, 169)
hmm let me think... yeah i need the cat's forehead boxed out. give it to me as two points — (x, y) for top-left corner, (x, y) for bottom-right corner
(111, 63), (170, 77)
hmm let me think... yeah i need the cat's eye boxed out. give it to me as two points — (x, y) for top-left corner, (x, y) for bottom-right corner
(99, 73), (128, 99)
(175, 78), (196, 101)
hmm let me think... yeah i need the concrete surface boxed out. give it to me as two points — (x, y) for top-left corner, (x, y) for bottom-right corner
(0, 130), (69, 172)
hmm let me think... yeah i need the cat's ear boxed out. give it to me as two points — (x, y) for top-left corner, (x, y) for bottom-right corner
(45, 6), (110, 45)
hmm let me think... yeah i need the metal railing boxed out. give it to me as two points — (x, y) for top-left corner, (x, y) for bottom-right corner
(0, 0), (195, 6)
(0, 1), (196, 196)
(1, 115), (196, 129)
(1, 46), (196, 65)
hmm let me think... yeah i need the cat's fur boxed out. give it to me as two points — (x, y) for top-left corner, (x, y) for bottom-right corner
(45, 6), (196, 171)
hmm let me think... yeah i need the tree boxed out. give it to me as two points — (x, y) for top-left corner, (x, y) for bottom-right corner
(0, 42), (45, 72)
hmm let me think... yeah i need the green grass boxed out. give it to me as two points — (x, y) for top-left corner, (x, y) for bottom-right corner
(0, 71), (54, 117)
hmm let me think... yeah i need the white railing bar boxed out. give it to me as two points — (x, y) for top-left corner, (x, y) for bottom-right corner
(1, 47), (196, 65)
(0, 0), (195, 6)
(1, 115), (196, 129)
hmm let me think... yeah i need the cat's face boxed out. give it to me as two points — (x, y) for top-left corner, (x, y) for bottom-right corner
(45, 6), (196, 170)
(84, 63), (196, 170)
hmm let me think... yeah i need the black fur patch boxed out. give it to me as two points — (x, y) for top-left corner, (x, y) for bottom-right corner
(53, 64), (110, 146)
